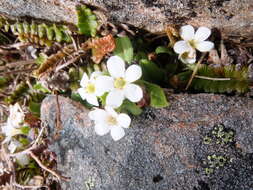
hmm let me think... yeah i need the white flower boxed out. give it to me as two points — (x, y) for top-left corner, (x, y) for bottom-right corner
(8, 140), (30, 166)
(96, 56), (143, 108)
(15, 153), (30, 166)
(174, 25), (214, 63)
(1, 103), (25, 143)
(179, 49), (197, 64)
(89, 106), (131, 141)
(78, 71), (113, 106)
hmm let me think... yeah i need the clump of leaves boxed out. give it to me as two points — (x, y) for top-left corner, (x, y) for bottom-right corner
(204, 154), (229, 175)
(76, 5), (98, 37)
(204, 124), (235, 145)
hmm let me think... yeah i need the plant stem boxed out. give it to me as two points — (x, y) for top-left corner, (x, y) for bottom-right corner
(185, 53), (207, 90)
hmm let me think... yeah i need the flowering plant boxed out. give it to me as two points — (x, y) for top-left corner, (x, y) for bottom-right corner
(1, 103), (30, 165)
(77, 37), (169, 141)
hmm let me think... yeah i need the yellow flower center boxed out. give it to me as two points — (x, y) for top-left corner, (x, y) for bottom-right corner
(188, 39), (197, 48)
(106, 116), (117, 126)
(114, 77), (126, 89)
(85, 83), (95, 94)
(181, 52), (190, 59)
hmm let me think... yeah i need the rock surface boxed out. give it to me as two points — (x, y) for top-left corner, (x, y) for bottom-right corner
(0, 0), (252, 40)
(41, 94), (253, 190)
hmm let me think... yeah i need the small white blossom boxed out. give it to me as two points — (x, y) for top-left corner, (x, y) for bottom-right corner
(1, 103), (25, 143)
(78, 71), (113, 106)
(96, 56), (143, 108)
(8, 140), (30, 166)
(15, 153), (30, 166)
(174, 25), (214, 63)
(89, 106), (131, 141)
(178, 49), (197, 64)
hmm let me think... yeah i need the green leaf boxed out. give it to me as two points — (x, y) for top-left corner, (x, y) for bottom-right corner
(141, 81), (169, 108)
(53, 24), (63, 42)
(33, 83), (50, 93)
(134, 51), (148, 61)
(114, 36), (134, 63)
(19, 137), (30, 146)
(99, 92), (108, 107)
(20, 126), (30, 135)
(118, 99), (142, 116)
(35, 53), (48, 65)
(0, 77), (9, 88)
(155, 46), (172, 55)
(139, 59), (165, 83)
(28, 102), (41, 116)
(77, 5), (98, 37)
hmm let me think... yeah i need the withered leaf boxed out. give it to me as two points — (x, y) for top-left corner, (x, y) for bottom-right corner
(0, 171), (12, 186)
(25, 113), (41, 128)
(88, 34), (116, 64)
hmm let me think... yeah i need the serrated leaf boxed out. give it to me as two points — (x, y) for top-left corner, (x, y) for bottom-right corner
(77, 5), (98, 37)
(141, 81), (169, 108)
(139, 59), (165, 83)
(118, 99), (142, 115)
(114, 36), (134, 63)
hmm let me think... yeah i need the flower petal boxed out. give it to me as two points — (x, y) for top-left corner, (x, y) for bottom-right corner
(80, 73), (89, 87)
(8, 140), (22, 153)
(77, 88), (87, 100)
(117, 113), (131, 128)
(90, 71), (102, 81)
(95, 76), (114, 96)
(125, 65), (142, 83)
(88, 109), (108, 123)
(106, 90), (124, 108)
(105, 106), (118, 118)
(194, 26), (211, 42)
(124, 84), (143, 103)
(94, 123), (110, 136)
(180, 25), (195, 41)
(16, 154), (30, 166)
(85, 94), (99, 106)
(110, 126), (125, 141)
(173, 41), (191, 54)
(195, 41), (214, 52)
(107, 56), (125, 78)
(179, 54), (196, 64)
(179, 49), (196, 64)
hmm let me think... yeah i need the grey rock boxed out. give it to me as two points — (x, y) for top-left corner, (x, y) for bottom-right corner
(41, 94), (253, 190)
(0, 0), (252, 40)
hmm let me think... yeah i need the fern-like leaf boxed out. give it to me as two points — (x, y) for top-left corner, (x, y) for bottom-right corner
(76, 5), (98, 37)
(176, 65), (250, 93)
